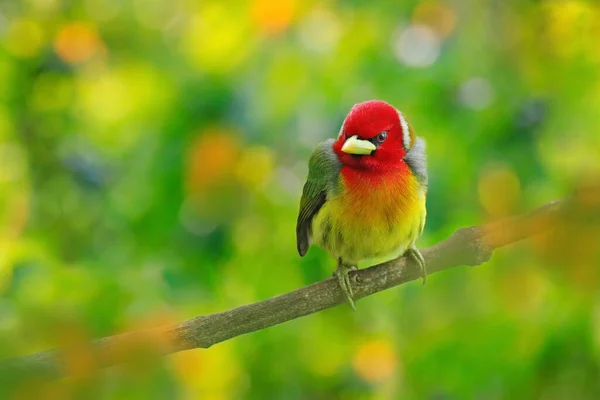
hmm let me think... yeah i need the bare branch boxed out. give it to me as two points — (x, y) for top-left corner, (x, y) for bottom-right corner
(2, 185), (598, 380)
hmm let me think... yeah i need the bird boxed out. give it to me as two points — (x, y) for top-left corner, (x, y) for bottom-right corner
(296, 100), (428, 310)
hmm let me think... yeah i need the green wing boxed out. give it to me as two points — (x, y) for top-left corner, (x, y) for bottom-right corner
(296, 139), (340, 256)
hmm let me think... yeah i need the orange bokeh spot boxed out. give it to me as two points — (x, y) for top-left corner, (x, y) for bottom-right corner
(352, 338), (398, 383)
(56, 323), (97, 378)
(413, 1), (457, 39)
(171, 348), (205, 385)
(252, 0), (297, 34)
(54, 22), (103, 64)
(186, 129), (241, 195)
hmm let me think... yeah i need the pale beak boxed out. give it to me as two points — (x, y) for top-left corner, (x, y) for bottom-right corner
(341, 135), (376, 155)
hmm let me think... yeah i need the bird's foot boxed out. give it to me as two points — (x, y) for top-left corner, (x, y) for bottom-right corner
(334, 263), (357, 311)
(407, 246), (427, 285)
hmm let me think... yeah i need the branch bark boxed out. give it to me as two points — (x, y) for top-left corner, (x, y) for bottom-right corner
(2, 184), (599, 380)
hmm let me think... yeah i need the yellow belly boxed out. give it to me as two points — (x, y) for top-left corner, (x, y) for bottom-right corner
(311, 173), (426, 265)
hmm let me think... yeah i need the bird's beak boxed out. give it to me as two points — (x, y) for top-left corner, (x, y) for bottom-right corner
(341, 135), (376, 155)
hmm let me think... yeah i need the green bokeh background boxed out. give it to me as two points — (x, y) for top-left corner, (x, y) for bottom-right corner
(1, 0), (600, 398)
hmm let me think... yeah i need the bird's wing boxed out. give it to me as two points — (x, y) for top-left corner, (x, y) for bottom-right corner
(296, 139), (340, 257)
(405, 136), (428, 187)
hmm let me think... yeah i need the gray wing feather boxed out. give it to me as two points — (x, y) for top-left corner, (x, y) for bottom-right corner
(405, 137), (428, 187)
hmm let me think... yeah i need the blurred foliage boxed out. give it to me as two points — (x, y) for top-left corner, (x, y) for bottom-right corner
(0, 0), (600, 398)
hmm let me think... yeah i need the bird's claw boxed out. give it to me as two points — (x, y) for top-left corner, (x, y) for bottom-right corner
(407, 246), (427, 285)
(334, 264), (357, 310)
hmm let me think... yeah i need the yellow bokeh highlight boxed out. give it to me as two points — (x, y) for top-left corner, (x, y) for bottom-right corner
(182, 4), (254, 73)
(0, 143), (26, 184)
(78, 70), (132, 123)
(478, 164), (521, 217)
(171, 349), (204, 389)
(53, 22), (104, 65)
(252, 0), (297, 34)
(171, 344), (242, 398)
(27, 0), (62, 14)
(352, 338), (398, 383)
(234, 146), (274, 190)
(537, 128), (600, 181)
(76, 64), (173, 150)
(543, 0), (598, 59)
(3, 18), (45, 58)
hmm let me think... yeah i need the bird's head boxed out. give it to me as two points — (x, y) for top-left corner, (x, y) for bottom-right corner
(333, 100), (415, 171)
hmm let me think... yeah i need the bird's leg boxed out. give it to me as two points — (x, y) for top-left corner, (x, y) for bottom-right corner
(334, 258), (357, 311)
(407, 245), (427, 285)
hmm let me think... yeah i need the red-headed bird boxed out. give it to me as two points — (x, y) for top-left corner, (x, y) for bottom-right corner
(296, 100), (428, 309)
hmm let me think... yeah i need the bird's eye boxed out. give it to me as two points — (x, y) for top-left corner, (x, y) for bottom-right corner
(376, 131), (388, 143)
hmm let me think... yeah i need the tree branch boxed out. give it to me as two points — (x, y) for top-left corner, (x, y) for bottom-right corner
(2, 184), (599, 380)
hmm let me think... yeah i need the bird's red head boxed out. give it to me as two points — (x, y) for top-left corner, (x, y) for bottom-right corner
(333, 100), (415, 171)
